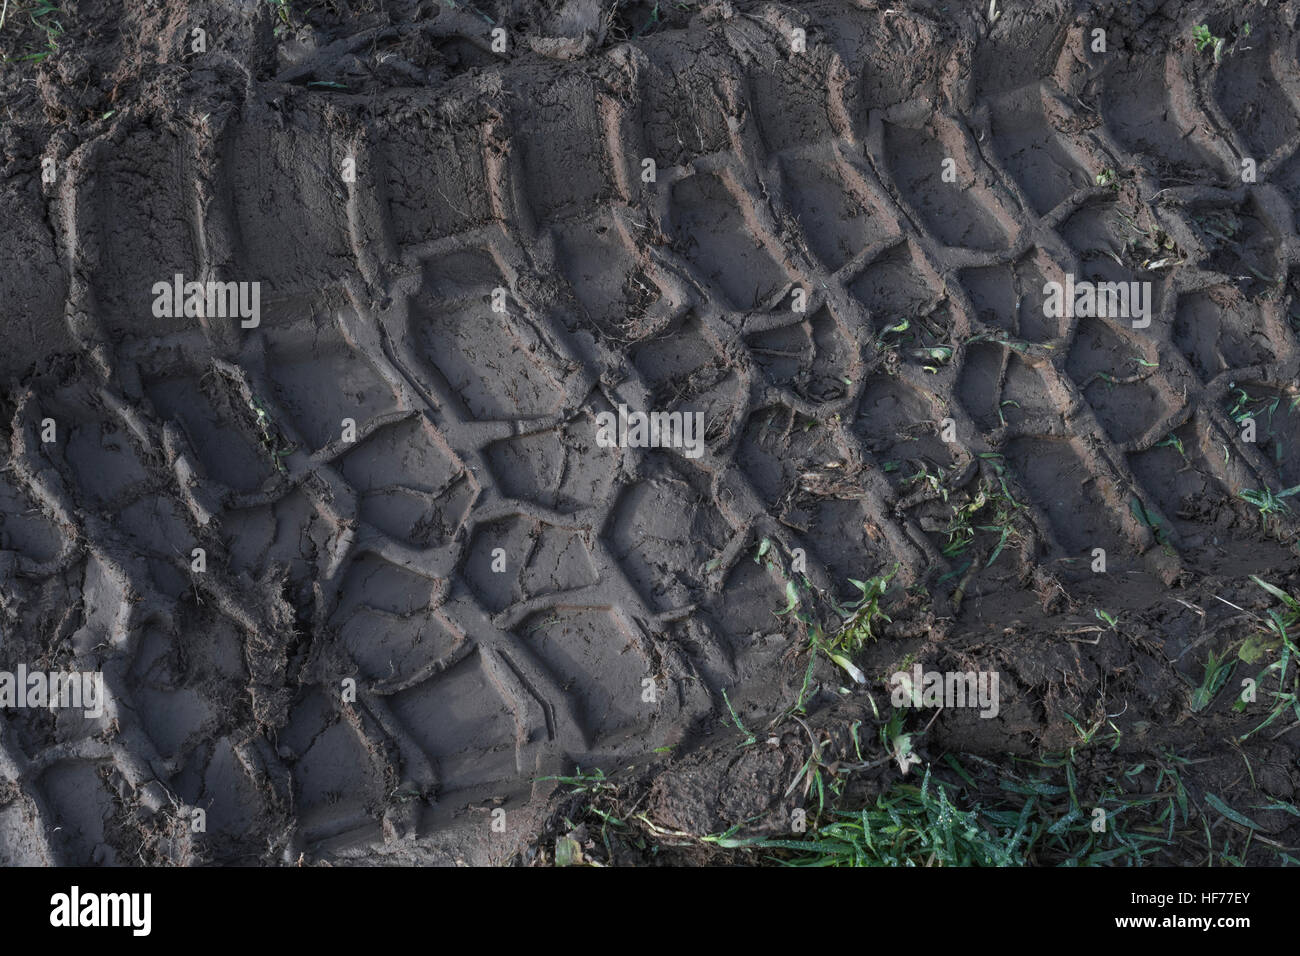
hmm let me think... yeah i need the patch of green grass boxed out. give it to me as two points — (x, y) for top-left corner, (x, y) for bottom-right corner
(1233, 577), (1300, 741)
(537, 731), (1294, 866)
(750, 766), (1028, 866)
(1225, 387), (1300, 522)
(750, 746), (1199, 866)
(1239, 485), (1300, 517)
(1226, 386), (1254, 423)
(0, 0), (64, 63)
(1190, 648), (1235, 712)
(536, 767), (617, 795)
(1225, 385), (1289, 432)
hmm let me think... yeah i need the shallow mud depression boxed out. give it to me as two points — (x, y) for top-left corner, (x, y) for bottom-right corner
(2, 0), (1300, 866)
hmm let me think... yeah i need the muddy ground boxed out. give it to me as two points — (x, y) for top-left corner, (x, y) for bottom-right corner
(1, 0), (1299, 866)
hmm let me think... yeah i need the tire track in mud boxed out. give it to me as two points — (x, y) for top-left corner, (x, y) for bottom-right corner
(2, 0), (1299, 864)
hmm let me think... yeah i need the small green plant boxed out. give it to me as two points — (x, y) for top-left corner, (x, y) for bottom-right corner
(1094, 608), (1119, 631)
(940, 472), (1025, 567)
(1095, 168), (1117, 189)
(876, 317), (910, 348)
(266, 0), (294, 39)
(873, 308), (953, 368)
(1154, 433), (1185, 457)
(1113, 210), (1184, 271)
(536, 767), (617, 795)
(760, 536), (903, 687)
(1239, 485), (1299, 517)
(902, 461), (945, 499)
(882, 709), (920, 775)
(1225, 386), (1260, 424)
(536, 766), (644, 864)
(1190, 649), (1234, 712)
(721, 689), (757, 747)
(915, 345), (954, 373)
(1063, 711), (1119, 750)
(1130, 497), (1171, 545)
(1233, 577), (1300, 741)
(1192, 24), (1226, 63)
(246, 395), (296, 474)
(826, 565), (899, 655)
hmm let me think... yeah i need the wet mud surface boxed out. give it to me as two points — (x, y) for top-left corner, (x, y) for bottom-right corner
(1, 0), (1299, 864)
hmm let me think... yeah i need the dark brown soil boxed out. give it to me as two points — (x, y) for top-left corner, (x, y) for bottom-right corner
(1, 0), (1298, 865)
